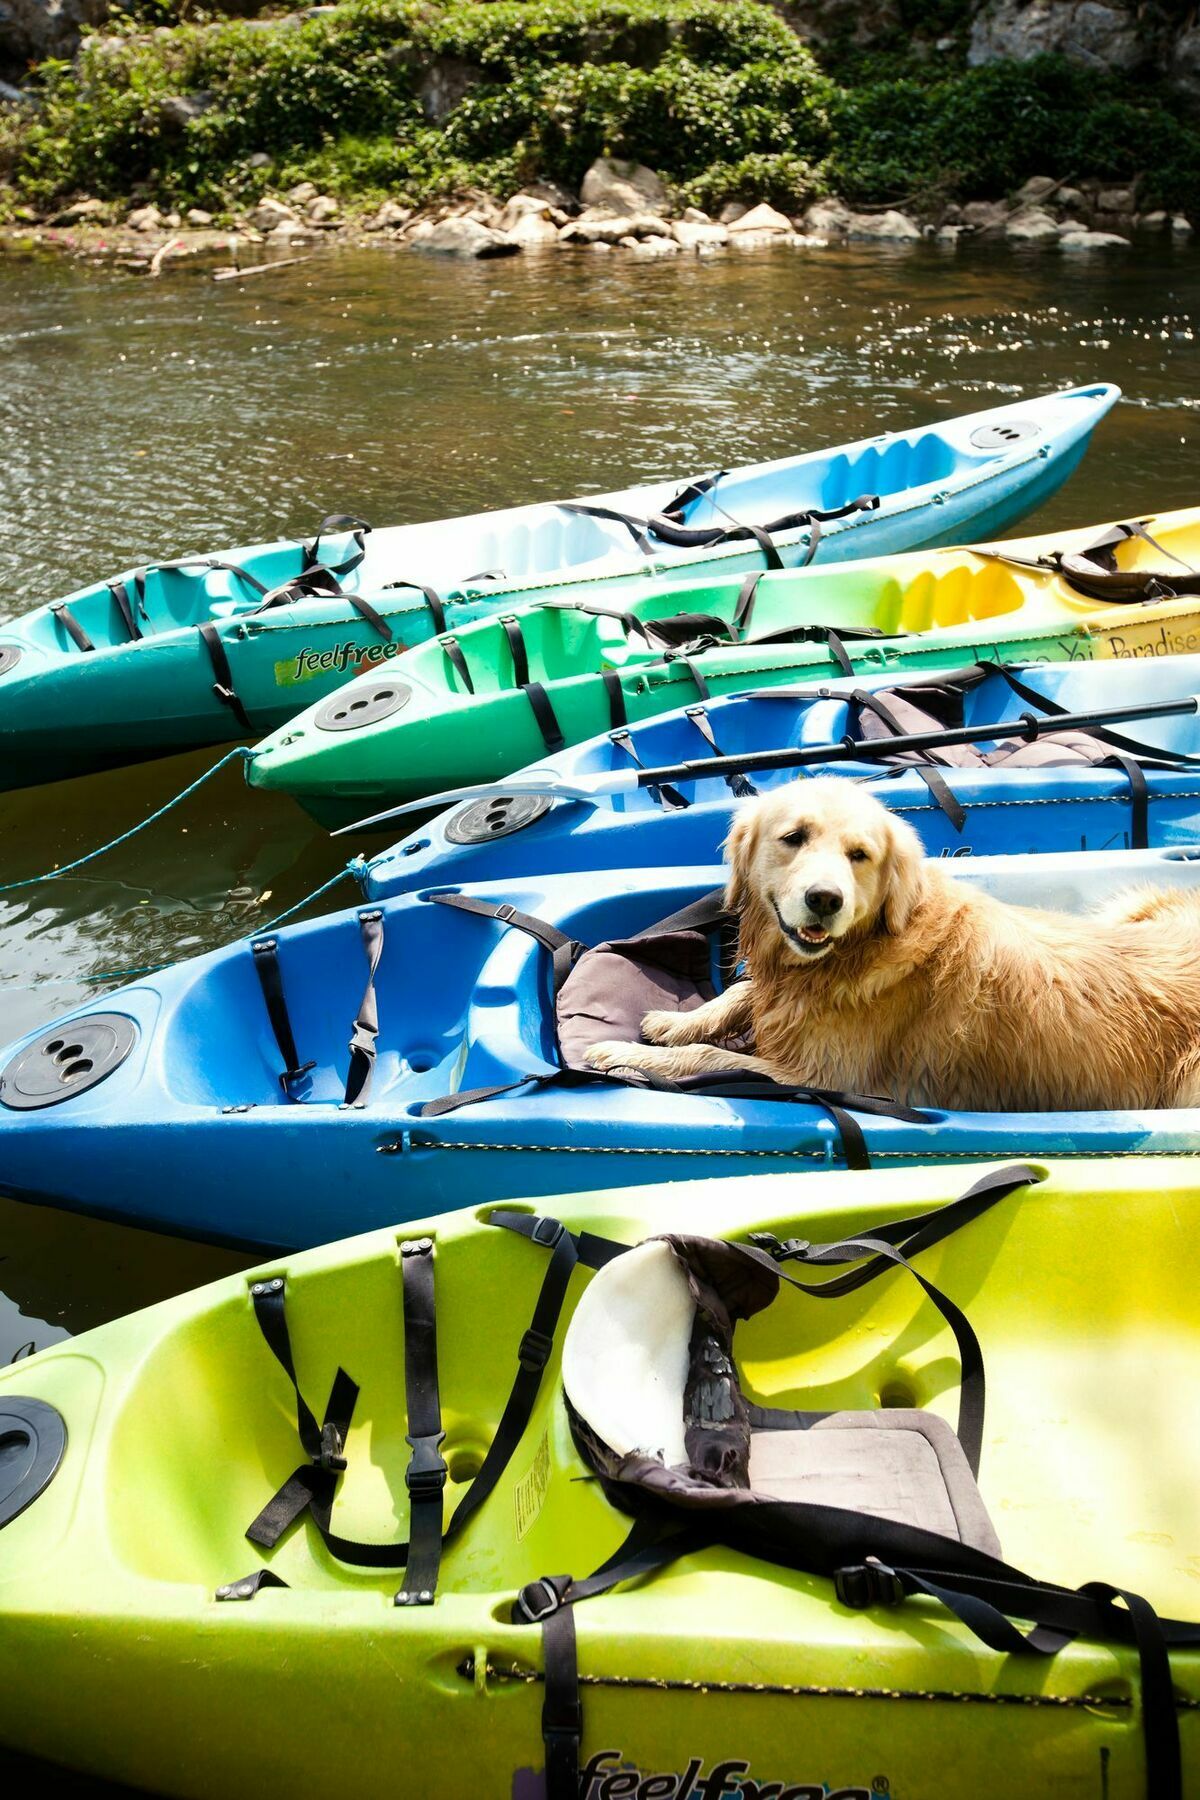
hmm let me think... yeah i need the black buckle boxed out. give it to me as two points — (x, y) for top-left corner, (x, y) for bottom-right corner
(316, 1421), (347, 1473)
(405, 1430), (448, 1497)
(514, 1576), (566, 1624)
(493, 903), (517, 924)
(518, 1327), (554, 1372)
(835, 1560), (906, 1610)
(532, 1216), (565, 1248)
(281, 1060), (317, 1093)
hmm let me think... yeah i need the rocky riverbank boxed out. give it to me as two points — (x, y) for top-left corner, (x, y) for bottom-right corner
(3, 155), (1192, 275)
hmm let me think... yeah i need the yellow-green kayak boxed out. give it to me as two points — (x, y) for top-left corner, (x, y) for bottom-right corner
(0, 1158), (1196, 1798)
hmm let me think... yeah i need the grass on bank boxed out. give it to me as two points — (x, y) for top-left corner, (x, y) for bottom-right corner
(0, 0), (1197, 218)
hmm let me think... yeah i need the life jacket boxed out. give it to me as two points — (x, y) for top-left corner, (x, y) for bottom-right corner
(224, 1162), (1198, 1798)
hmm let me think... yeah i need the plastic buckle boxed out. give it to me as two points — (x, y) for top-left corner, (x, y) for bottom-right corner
(405, 1430), (448, 1498)
(518, 1327), (554, 1372)
(514, 1576), (565, 1624)
(493, 903), (517, 924)
(834, 1560), (905, 1611)
(280, 1061), (317, 1094)
(532, 1216), (565, 1248)
(317, 1422), (347, 1474)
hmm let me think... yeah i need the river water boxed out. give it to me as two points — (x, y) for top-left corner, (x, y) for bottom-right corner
(0, 236), (1198, 1366)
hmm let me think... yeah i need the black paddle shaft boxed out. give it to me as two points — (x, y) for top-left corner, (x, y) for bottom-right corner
(627, 694), (1200, 789)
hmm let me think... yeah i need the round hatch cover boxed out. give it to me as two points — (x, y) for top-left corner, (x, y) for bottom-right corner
(315, 681), (412, 733)
(969, 420), (1041, 450)
(0, 646), (22, 677)
(0, 1397), (67, 1529)
(0, 1013), (137, 1111)
(444, 793), (553, 844)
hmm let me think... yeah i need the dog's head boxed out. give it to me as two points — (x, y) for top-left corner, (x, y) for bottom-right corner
(724, 777), (924, 962)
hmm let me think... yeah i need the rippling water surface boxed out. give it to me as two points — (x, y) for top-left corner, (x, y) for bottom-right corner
(1, 237), (1198, 1365)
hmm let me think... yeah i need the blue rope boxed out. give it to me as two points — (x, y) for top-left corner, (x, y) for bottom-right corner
(0, 747), (257, 895)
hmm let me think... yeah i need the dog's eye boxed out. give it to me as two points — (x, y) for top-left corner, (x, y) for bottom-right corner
(847, 847), (870, 863)
(780, 826), (809, 848)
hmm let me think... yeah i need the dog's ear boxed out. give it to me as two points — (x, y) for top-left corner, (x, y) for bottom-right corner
(880, 811), (925, 936)
(723, 803), (762, 913)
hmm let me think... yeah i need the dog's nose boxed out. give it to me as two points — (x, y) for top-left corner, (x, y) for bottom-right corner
(805, 886), (843, 918)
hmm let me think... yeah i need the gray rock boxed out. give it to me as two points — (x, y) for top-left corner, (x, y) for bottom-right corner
(1172, 214), (1194, 236)
(0, 78), (30, 105)
(1139, 210), (1168, 229)
(1097, 185), (1136, 214)
(1170, 23), (1200, 109)
(1005, 206), (1061, 243)
(47, 196), (106, 224)
(672, 219), (729, 249)
(580, 156), (668, 218)
(418, 57), (479, 124)
(1059, 228), (1131, 249)
(306, 195), (340, 223)
(287, 181), (318, 205)
(247, 153), (272, 171)
(847, 208), (920, 241)
(523, 179), (578, 214)
(936, 223), (968, 242)
(186, 207), (214, 226)
(506, 209), (559, 247)
(127, 204), (162, 233)
(412, 215), (520, 259)
(803, 198), (854, 235)
(961, 199), (1009, 231)
(364, 199), (412, 232)
(1013, 175), (1059, 204)
(248, 196), (296, 233)
(620, 233), (680, 256)
(497, 193), (563, 233)
(1057, 186), (1087, 213)
(681, 205), (712, 224)
(559, 206), (671, 245)
(968, 1), (1142, 74)
(727, 202), (792, 236)
(718, 201), (749, 225)
(158, 91), (214, 131)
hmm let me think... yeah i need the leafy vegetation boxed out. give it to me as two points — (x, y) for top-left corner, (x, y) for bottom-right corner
(0, 0), (1197, 216)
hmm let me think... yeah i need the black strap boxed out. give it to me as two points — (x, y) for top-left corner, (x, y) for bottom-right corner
(108, 573), (145, 642)
(344, 909), (384, 1107)
(1106, 751), (1148, 849)
(499, 614), (566, 754)
(559, 495), (879, 565)
(732, 570), (764, 635)
(439, 634), (475, 695)
(600, 668), (627, 731)
(51, 602), (95, 653)
(658, 469), (726, 519)
(383, 580), (447, 635)
(982, 662), (1200, 769)
(198, 621), (253, 734)
(251, 937), (315, 1096)
(685, 705), (757, 798)
(395, 1238), (447, 1606)
(430, 890), (578, 962)
(609, 728), (689, 811)
(851, 689), (967, 831)
(161, 555), (270, 596)
(301, 512), (372, 579)
(978, 520), (1200, 604)
(215, 1568), (291, 1602)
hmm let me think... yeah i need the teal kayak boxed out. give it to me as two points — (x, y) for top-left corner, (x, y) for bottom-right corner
(0, 384), (1118, 789)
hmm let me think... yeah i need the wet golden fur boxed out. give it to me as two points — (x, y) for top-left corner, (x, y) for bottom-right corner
(586, 777), (1200, 1111)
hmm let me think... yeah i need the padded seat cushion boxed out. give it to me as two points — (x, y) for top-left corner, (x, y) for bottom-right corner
(748, 1412), (1001, 1555)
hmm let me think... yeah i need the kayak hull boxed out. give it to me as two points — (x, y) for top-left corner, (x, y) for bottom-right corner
(249, 501), (1200, 830)
(0, 385), (1118, 790)
(5, 852), (1200, 1247)
(0, 1159), (1195, 1798)
(365, 653), (1200, 897)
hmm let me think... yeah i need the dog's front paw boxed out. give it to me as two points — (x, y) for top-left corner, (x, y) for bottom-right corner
(586, 1039), (652, 1076)
(641, 1008), (689, 1046)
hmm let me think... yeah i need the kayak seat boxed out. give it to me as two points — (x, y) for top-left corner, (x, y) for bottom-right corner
(561, 1237), (1001, 1556)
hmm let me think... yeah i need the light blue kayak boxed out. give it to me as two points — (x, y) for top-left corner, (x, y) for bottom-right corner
(2, 840), (1199, 1249)
(0, 384), (1118, 788)
(363, 654), (1200, 897)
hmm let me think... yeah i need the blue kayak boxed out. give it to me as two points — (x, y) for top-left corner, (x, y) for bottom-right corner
(2, 843), (1199, 1250)
(0, 384), (1117, 788)
(363, 654), (1200, 898)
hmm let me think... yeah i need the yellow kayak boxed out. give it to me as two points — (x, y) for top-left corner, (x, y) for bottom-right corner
(0, 1158), (1196, 1797)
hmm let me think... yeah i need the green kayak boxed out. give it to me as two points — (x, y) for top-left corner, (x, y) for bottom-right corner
(0, 1158), (1195, 1797)
(248, 506), (1200, 827)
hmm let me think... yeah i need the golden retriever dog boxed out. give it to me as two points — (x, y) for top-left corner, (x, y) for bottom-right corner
(586, 776), (1200, 1111)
